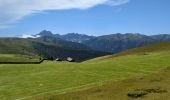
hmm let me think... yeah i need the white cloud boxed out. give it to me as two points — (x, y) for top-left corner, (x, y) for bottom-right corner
(0, 0), (129, 28)
(19, 34), (40, 38)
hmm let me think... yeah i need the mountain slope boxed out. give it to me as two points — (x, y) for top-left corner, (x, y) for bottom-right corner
(32, 40), (110, 61)
(82, 33), (170, 53)
(0, 38), (36, 55)
(59, 33), (95, 43)
(37, 30), (95, 43)
(87, 41), (170, 62)
(0, 38), (110, 61)
(114, 41), (170, 57)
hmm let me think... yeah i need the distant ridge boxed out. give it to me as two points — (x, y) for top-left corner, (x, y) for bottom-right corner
(82, 33), (170, 53)
(18, 30), (170, 55)
(27, 30), (95, 43)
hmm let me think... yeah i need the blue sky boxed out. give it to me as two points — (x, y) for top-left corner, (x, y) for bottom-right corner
(0, 0), (170, 37)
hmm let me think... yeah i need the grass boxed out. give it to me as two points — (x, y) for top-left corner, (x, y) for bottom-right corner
(0, 38), (36, 55)
(49, 66), (170, 100)
(0, 42), (170, 100)
(0, 54), (39, 62)
(87, 42), (170, 62)
(0, 50), (170, 100)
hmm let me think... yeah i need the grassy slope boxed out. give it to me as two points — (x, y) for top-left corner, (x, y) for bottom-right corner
(114, 42), (170, 56)
(0, 38), (37, 55)
(51, 66), (170, 100)
(0, 44), (170, 100)
(0, 38), (40, 62)
(0, 54), (39, 62)
(36, 42), (170, 100)
(87, 42), (170, 62)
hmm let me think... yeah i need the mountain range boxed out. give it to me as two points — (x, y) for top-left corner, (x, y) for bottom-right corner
(22, 30), (95, 43)
(28, 30), (170, 53)
(1, 30), (170, 62)
(0, 37), (109, 62)
(82, 33), (170, 53)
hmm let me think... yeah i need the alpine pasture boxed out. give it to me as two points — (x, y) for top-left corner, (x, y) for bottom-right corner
(0, 42), (170, 100)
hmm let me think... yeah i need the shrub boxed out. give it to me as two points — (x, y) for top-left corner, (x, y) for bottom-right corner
(127, 90), (148, 98)
(127, 88), (167, 98)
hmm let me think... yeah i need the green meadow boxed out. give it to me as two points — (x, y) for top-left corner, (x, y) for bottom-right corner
(0, 54), (39, 62)
(0, 48), (170, 100)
